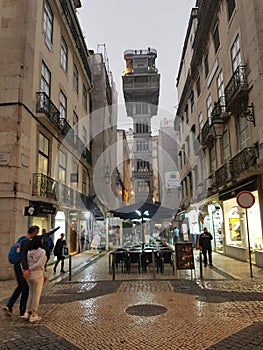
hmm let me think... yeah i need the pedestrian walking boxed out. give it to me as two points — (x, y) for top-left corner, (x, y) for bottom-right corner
(53, 233), (67, 273)
(79, 225), (85, 252)
(24, 235), (47, 322)
(173, 226), (179, 244)
(199, 227), (213, 267)
(42, 226), (60, 270)
(3, 225), (39, 317)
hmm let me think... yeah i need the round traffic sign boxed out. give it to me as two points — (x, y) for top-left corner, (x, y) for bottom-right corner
(236, 191), (255, 209)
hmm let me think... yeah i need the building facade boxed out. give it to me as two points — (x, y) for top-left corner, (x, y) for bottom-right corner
(0, 0), (96, 279)
(176, 0), (263, 264)
(122, 48), (160, 203)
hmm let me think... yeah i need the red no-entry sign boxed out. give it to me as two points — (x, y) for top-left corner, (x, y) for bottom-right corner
(236, 191), (255, 209)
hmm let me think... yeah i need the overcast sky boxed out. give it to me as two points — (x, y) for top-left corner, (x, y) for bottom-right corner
(78, 0), (196, 127)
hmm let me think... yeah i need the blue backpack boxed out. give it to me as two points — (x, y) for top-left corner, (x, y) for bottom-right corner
(8, 236), (30, 264)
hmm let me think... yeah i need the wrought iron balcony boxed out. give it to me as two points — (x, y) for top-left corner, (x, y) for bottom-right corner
(57, 183), (74, 207)
(201, 119), (214, 148)
(230, 147), (259, 179)
(224, 65), (248, 111)
(211, 96), (229, 120)
(32, 173), (56, 200)
(214, 163), (231, 188)
(36, 92), (60, 127)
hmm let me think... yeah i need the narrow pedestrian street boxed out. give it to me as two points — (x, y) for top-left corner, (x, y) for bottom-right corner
(1, 251), (263, 350)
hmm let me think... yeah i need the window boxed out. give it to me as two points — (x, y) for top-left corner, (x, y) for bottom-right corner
(189, 90), (194, 113)
(198, 112), (203, 132)
(238, 117), (250, 150)
(185, 105), (189, 123)
(227, 0), (236, 20)
(137, 160), (149, 172)
(43, 0), (53, 48)
(186, 137), (190, 157)
(40, 61), (51, 97)
(222, 130), (230, 162)
(135, 122), (149, 134)
(60, 37), (68, 72)
(38, 133), (49, 175)
(82, 126), (87, 146)
(73, 64), (79, 94)
(58, 150), (67, 183)
(196, 76), (201, 97)
(143, 140), (149, 152)
(82, 169), (87, 194)
(72, 159), (78, 186)
(217, 70), (226, 111)
(213, 24), (220, 53)
(59, 91), (67, 120)
(231, 35), (241, 72)
(204, 54), (209, 77)
(217, 71), (224, 98)
(188, 172), (193, 196)
(206, 94), (212, 123)
(73, 111), (78, 143)
(136, 103), (148, 115)
(82, 85), (87, 111)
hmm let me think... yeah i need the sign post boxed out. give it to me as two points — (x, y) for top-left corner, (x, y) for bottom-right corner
(236, 191), (255, 278)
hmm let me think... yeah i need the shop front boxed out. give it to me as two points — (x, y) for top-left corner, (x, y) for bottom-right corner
(219, 178), (263, 263)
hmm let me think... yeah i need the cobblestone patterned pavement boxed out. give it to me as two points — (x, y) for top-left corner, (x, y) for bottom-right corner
(1, 251), (263, 349)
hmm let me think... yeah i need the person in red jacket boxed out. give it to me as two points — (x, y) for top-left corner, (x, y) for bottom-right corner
(199, 227), (213, 267)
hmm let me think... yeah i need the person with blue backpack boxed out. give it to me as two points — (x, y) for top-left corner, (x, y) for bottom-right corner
(3, 225), (39, 317)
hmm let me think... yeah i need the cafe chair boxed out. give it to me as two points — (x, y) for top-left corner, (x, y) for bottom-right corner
(141, 249), (160, 274)
(159, 248), (175, 275)
(109, 248), (129, 274)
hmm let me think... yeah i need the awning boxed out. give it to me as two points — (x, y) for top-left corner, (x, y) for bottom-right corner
(109, 201), (174, 222)
(218, 177), (257, 201)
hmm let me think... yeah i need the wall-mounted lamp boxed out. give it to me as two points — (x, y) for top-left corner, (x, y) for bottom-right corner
(211, 116), (225, 138)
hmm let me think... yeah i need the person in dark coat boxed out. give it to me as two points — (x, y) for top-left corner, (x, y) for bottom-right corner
(53, 233), (67, 273)
(199, 227), (213, 267)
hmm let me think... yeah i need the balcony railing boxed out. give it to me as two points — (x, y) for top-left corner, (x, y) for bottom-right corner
(36, 92), (60, 127)
(211, 96), (228, 118)
(36, 93), (92, 165)
(32, 173), (56, 200)
(224, 65), (248, 110)
(230, 147), (259, 178)
(57, 183), (74, 207)
(214, 163), (231, 188)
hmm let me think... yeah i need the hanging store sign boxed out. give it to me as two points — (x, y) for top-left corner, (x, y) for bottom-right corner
(236, 191), (255, 209)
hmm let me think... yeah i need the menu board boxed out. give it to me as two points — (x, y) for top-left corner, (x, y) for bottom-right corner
(175, 243), (195, 270)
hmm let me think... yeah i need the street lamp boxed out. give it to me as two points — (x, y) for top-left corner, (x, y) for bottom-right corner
(211, 116), (225, 138)
(135, 209), (149, 245)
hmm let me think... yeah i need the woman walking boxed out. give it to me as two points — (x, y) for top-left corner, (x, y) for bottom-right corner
(24, 235), (47, 322)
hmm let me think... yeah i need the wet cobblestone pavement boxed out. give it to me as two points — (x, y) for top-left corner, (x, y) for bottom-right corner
(1, 251), (263, 349)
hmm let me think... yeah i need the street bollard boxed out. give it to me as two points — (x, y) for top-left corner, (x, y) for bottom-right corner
(152, 249), (156, 279)
(199, 250), (203, 279)
(69, 254), (72, 281)
(112, 253), (116, 281)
